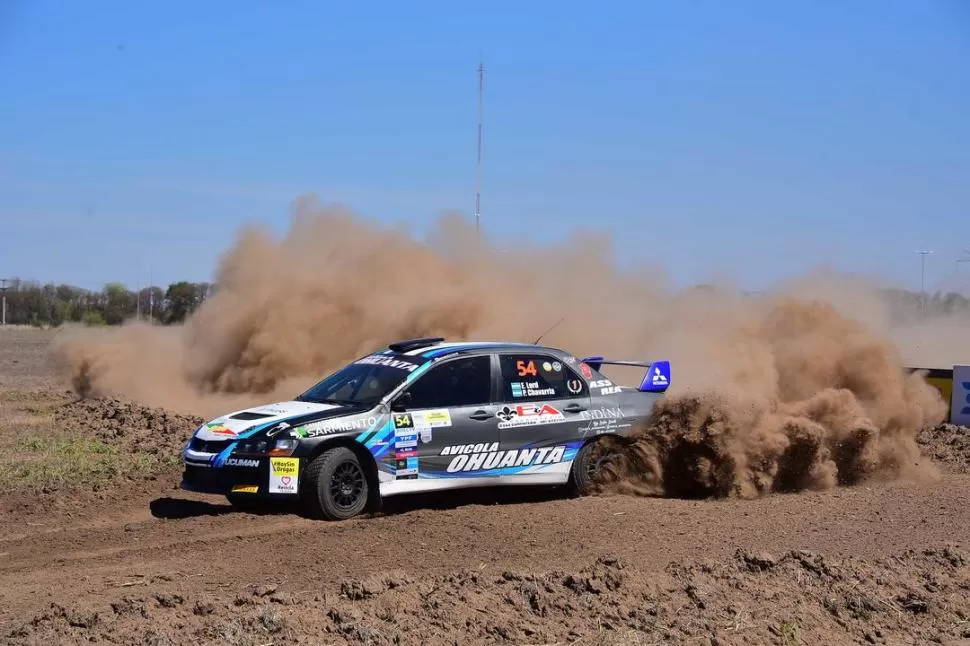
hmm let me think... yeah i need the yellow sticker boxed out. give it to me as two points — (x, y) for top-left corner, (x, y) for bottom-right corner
(231, 485), (258, 494)
(270, 457), (299, 476)
(269, 457), (300, 494)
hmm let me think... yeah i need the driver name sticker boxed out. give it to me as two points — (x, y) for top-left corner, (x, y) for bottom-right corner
(269, 457), (299, 494)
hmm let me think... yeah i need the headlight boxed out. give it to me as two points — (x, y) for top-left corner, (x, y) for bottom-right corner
(234, 438), (298, 457)
(269, 439), (298, 457)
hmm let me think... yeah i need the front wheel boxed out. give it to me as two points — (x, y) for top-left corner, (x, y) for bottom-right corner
(301, 447), (370, 520)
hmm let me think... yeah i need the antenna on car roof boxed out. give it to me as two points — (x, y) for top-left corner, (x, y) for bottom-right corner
(533, 318), (565, 345)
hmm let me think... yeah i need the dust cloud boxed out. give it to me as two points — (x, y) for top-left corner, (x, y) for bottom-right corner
(50, 195), (955, 496)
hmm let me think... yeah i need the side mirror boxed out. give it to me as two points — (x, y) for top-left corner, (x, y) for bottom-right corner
(390, 392), (412, 412)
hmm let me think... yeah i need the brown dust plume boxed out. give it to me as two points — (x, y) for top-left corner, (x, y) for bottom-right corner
(50, 195), (953, 497)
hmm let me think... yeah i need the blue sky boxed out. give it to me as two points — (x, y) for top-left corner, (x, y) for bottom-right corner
(1, 0), (969, 293)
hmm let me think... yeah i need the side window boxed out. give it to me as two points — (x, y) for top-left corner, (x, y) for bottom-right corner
(405, 356), (492, 408)
(499, 354), (587, 401)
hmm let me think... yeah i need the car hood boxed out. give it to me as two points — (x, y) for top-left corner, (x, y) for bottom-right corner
(195, 400), (347, 441)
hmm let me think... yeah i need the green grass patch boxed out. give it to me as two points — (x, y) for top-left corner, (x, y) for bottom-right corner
(1, 431), (181, 493)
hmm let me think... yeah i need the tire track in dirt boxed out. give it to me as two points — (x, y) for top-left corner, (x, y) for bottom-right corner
(3, 475), (970, 631)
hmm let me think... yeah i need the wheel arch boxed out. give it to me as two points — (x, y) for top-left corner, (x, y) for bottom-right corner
(305, 437), (383, 511)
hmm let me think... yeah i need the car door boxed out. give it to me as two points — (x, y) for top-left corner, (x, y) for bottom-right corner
(389, 354), (499, 480)
(493, 352), (593, 480)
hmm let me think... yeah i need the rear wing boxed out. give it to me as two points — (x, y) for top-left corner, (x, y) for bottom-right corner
(580, 357), (671, 393)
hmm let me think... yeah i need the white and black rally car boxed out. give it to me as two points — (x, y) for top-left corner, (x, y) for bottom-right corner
(181, 338), (671, 520)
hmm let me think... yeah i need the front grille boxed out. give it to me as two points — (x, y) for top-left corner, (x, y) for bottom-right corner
(182, 464), (261, 491)
(191, 438), (231, 453)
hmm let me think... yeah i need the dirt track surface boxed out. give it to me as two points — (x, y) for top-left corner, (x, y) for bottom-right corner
(4, 329), (970, 645)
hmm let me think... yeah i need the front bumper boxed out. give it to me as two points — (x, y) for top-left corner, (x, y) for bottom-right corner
(180, 460), (301, 499)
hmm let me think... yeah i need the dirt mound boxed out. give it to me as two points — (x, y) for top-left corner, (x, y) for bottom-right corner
(52, 397), (204, 459)
(8, 545), (969, 645)
(917, 424), (970, 474)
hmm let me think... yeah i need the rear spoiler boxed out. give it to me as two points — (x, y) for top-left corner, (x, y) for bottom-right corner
(580, 357), (671, 393)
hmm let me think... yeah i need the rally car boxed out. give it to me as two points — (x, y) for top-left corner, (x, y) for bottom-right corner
(180, 338), (671, 520)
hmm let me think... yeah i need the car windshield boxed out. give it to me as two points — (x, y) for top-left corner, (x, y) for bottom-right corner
(296, 355), (421, 407)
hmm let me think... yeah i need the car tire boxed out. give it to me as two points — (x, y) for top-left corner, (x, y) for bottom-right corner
(567, 439), (613, 497)
(301, 447), (370, 521)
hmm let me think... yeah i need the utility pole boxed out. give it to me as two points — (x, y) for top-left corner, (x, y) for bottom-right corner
(916, 250), (933, 318)
(148, 266), (154, 323)
(475, 61), (484, 235)
(0, 278), (7, 326)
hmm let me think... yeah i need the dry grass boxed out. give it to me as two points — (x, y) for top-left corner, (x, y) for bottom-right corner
(0, 390), (179, 492)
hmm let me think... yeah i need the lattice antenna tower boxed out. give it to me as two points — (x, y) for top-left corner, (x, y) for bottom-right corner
(475, 61), (484, 234)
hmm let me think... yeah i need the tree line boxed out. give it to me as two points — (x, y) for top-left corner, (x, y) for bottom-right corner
(0, 279), (213, 327)
(1, 277), (969, 328)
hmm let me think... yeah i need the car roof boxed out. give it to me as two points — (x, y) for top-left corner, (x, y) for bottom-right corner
(382, 339), (573, 361)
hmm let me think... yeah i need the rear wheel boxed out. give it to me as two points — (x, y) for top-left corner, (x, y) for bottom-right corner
(567, 439), (616, 496)
(301, 447), (370, 520)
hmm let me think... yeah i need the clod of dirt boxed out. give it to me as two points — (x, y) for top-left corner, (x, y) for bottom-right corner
(9, 545), (970, 645)
(917, 424), (970, 474)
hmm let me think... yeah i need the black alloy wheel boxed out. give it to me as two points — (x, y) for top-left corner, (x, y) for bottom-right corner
(301, 446), (371, 520)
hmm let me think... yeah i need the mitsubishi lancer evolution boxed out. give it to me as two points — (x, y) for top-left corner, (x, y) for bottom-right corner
(180, 338), (671, 520)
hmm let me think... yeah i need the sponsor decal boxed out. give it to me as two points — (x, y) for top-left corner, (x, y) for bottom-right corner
(302, 415), (379, 437)
(395, 449), (418, 459)
(291, 426), (309, 438)
(419, 428), (433, 444)
(579, 418), (632, 436)
(231, 484), (259, 493)
(552, 361), (562, 372)
(254, 407), (288, 415)
(265, 421), (291, 437)
(590, 380), (622, 395)
(225, 458), (260, 468)
(269, 457), (299, 494)
(355, 354), (419, 372)
(394, 433), (418, 449)
(495, 404), (565, 429)
(651, 366), (668, 386)
(542, 361), (553, 372)
(412, 409), (451, 428)
(580, 363), (593, 379)
(395, 456), (419, 479)
(516, 360), (538, 377)
(206, 423), (236, 437)
(566, 379), (583, 394)
(440, 443), (568, 473)
(580, 407), (624, 420)
(510, 381), (556, 398)
(564, 356), (576, 364)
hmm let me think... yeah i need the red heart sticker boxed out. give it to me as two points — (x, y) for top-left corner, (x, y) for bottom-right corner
(281, 476), (291, 486)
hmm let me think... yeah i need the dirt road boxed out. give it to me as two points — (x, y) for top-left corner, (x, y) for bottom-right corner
(2, 328), (970, 645)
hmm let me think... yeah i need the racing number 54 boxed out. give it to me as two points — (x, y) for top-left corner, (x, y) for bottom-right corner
(516, 360), (537, 377)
